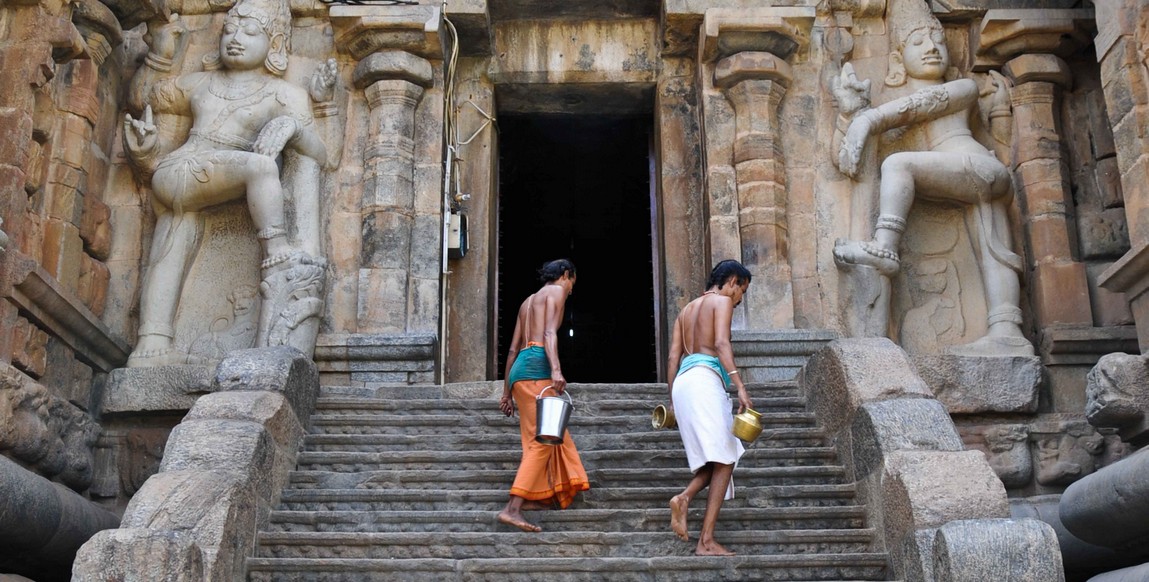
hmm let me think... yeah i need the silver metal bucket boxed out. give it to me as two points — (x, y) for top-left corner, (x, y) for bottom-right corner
(535, 385), (573, 445)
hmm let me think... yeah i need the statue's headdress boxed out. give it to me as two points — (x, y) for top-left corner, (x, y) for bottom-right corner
(887, 0), (942, 50)
(226, 0), (292, 75)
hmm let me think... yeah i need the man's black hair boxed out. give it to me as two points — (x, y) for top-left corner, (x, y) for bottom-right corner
(706, 259), (751, 290)
(538, 259), (576, 284)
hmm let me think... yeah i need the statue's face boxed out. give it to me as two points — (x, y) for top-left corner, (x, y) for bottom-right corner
(220, 16), (271, 71)
(900, 27), (948, 81)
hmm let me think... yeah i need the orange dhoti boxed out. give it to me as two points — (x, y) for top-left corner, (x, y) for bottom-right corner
(509, 378), (590, 508)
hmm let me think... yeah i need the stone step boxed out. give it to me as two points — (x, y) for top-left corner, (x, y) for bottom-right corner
(256, 528), (878, 559)
(319, 382), (802, 402)
(308, 411), (817, 436)
(293, 446), (839, 472)
(303, 427), (830, 452)
(287, 465), (848, 490)
(314, 396), (809, 415)
(276, 484), (859, 512)
(267, 506), (869, 534)
(246, 553), (890, 581)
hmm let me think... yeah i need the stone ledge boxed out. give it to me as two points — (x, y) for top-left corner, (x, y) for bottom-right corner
(100, 366), (215, 417)
(1041, 325), (1139, 366)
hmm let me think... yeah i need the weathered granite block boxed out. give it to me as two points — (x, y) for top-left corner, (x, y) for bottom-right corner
(184, 391), (302, 453)
(72, 528), (204, 582)
(159, 419), (276, 506)
(800, 338), (933, 436)
(882, 450), (1010, 544)
(213, 346), (319, 425)
(100, 365), (215, 416)
(119, 470), (255, 582)
(850, 399), (964, 480)
(1061, 447), (1149, 554)
(1086, 352), (1149, 445)
(932, 518), (1064, 582)
(912, 354), (1042, 414)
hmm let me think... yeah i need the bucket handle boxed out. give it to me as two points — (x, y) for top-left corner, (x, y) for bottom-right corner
(536, 385), (573, 404)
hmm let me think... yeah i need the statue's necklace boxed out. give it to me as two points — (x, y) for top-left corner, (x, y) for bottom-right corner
(208, 74), (271, 101)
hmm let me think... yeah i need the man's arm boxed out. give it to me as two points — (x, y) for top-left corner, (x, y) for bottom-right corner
(543, 288), (567, 393)
(500, 302), (526, 416)
(667, 316), (683, 403)
(712, 297), (752, 414)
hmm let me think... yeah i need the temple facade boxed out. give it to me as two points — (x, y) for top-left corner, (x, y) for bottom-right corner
(2, 0), (1149, 579)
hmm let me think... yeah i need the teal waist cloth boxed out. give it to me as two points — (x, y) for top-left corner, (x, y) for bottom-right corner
(508, 345), (551, 386)
(676, 353), (731, 388)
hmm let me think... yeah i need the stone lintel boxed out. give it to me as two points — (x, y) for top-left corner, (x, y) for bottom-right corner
(1003, 53), (1072, 88)
(2, 250), (130, 373)
(330, 5), (445, 61)
(443, 0), (490, 56)
(714, 51), (792, 90)
(352, 50), (434, 90)
(973, 8), (1095, 71)
(700, 7), (815, 63)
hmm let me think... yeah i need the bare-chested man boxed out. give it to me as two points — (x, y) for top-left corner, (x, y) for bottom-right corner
(666, 259), (754, 556)
(497, 259), (589, 532)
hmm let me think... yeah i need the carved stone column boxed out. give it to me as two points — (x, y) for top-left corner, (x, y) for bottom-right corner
(352, 51), (433, 333)
(1004, 54), (1092, 329)
(715, 52), (794, 328)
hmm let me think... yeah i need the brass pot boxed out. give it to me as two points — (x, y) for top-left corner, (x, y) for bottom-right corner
(732, 408), (763, 442)
(652, 404), (677, 429)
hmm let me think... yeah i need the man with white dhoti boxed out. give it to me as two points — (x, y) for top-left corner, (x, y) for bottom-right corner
(666, 259), (754, 556)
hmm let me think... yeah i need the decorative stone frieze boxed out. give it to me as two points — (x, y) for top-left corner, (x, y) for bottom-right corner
(1030, 420), (1104, 487)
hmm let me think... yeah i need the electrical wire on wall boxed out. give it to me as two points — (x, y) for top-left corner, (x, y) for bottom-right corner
(438, 1), (495, 383)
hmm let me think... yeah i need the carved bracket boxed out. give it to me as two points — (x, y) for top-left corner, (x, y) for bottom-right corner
(700, 7), (816, 64)
(330, 4), (446, 61)
(973, 8), (1096, 71)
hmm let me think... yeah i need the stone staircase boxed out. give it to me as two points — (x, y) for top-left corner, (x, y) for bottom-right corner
(246, 382), (895, 581)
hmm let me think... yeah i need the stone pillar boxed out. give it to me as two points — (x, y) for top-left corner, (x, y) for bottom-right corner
(1004, 54), (1093, 329)
(352, 51), (433, 333)
(715, 52), (794, 328)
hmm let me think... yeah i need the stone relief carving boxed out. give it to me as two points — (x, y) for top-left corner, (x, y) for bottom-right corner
(122, 0), (335, 368)
(0, 368), (99, 492)
(828, 0), (1032, 357)
(1086, 352), (1149, 444)
(122, 429), (168, 496)
(1031, 421), (1104, 487)
(898, 257), (964, 353)
(963, 424), (1032, 488)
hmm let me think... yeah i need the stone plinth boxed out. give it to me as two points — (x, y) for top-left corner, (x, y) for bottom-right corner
(314, 333), (437, 386)
(731, 329), (836, 383)
(100, 365), (215, 416)
(912, 354), (1042, 414)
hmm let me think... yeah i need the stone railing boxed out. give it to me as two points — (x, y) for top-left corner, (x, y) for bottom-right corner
(798, 338), (1064, 581)
(71, 347), (318, 581)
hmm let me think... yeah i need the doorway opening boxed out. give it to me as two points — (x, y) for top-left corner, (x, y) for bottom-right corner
(496, 114), (658, 383)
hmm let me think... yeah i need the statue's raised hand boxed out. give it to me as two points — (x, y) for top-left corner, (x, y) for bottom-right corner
(979, 70), (1011, 114)
(831, 62), (871, 118)
(123, 105), (158, 156)
(309, 59), (338, 104)
(254, 115), (300, 158)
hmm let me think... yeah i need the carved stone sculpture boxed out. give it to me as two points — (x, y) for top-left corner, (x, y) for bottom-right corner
(123, 0), (334, 367)
(1031, 421), (1104, 487)
(1086, 352), (1149, 446)
(829, 0), (1032, 357)
(982, 424), (1032, 488)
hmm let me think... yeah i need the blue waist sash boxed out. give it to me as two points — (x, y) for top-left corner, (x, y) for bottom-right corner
(676, 353), (731, 388)
(508, 345), (550, 386)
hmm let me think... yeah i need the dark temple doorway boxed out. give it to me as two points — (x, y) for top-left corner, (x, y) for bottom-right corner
(496, 114), (659, 383)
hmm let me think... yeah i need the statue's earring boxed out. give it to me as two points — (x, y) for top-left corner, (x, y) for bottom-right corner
(266, 33), (288, 76)
(884, 51), (906, 87)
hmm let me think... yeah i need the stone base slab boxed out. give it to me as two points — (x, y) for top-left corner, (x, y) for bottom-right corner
(100, 365), (215, 416)
(912, 354), (1042, 414)
(732, 329), (838, 383)
(314, 333), (436, 386)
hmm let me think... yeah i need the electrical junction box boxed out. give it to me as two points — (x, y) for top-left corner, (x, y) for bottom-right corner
(448, 212), (468, 259)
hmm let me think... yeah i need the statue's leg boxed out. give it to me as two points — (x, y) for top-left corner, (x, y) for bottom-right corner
(129, 209), (201, 366)
(833, 153), (918, 275)
(242, 155), (295, 265)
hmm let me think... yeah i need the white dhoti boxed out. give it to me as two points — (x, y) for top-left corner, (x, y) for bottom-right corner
(671, 365), (745, 500)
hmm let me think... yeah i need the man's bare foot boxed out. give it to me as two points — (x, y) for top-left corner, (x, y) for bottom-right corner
(521, 500), (552, 511)
(832, 238), (900, 276)
(669, 494), (689, 541)
(696, 539), (735, 556)
(497, 510), (541, 533)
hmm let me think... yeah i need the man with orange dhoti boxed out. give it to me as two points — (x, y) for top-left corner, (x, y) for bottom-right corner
(497, 259), (589, 532)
